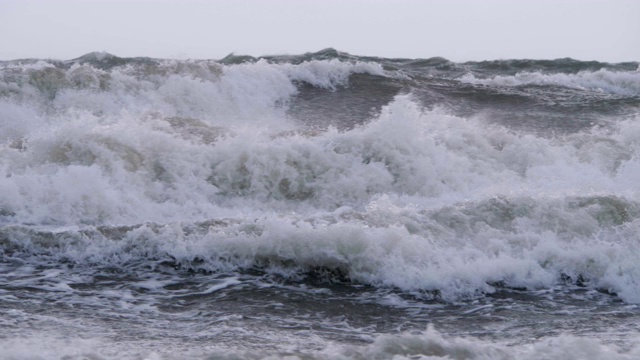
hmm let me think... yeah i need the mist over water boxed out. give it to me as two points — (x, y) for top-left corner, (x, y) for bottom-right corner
(1, 49), (639, 359)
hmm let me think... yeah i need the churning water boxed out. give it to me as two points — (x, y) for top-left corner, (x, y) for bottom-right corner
(1, 49), (640, 359)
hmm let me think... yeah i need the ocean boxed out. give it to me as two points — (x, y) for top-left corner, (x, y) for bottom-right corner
(1, 48), (639, 359)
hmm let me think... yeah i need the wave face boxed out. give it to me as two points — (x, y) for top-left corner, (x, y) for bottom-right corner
(1, 49), (640, 358)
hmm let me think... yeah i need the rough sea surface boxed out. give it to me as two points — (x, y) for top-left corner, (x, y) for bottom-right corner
(1, 49), (640, 359)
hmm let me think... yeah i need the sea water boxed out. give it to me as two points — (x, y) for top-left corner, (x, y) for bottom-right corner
(1, 49), (640, 359)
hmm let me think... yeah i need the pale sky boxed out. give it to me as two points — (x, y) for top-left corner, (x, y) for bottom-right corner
(1, 0), (638, 62)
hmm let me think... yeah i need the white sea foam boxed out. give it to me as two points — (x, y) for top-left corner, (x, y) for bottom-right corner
(1, 98), (639, 303)
(2, 327), (639, 360)
(1, 58), (640, 304)
(459, 69), (640, 96)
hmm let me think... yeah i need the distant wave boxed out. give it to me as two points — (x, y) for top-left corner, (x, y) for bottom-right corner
(459, 69), (640, 96)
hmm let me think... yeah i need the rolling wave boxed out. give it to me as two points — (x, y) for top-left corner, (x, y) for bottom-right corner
(1, 50), (640, 304)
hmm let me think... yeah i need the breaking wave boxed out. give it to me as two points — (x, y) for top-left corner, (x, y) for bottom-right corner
(459, 69), (640, 96)
(1, 51), (640, 304)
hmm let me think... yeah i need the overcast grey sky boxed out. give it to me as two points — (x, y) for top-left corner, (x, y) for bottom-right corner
(1, 0), (638, 62)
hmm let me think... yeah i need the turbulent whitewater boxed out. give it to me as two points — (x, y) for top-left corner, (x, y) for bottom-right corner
(1, 49), (639, 359)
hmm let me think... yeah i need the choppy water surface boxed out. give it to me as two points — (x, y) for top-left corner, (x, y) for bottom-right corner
(1, 49), (640, 359)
